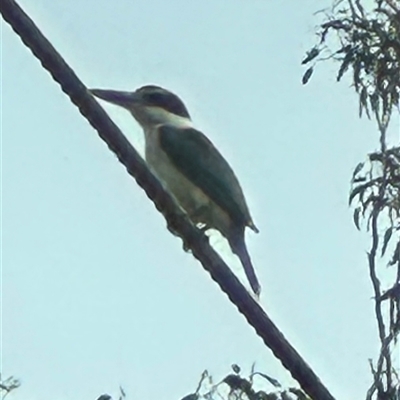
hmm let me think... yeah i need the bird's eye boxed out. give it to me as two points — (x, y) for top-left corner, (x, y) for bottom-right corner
(140, 89), (190, 118)
(143, 92), (165, 105)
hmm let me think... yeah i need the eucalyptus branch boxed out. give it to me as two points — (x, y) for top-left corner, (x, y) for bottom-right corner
(304, 0), (400, 398)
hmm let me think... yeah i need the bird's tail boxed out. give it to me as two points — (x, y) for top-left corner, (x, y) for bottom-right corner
(229, 233), (261, 296)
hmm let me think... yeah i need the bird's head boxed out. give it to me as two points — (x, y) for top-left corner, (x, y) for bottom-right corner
(90, 85), (192, 129)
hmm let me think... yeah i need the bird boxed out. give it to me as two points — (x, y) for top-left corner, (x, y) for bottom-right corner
(90, 85), (261, 295)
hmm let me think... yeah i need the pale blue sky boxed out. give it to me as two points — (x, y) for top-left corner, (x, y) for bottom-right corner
(2, 1), (399, 400)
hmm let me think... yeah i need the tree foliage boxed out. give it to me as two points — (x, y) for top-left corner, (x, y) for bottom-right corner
(303, 1), (400, 399)
(303, 0), (399, 126)
(0, 375), (21, 399)
(181, 365), (310, 400)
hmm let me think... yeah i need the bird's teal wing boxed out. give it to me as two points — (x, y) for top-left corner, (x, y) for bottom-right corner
(158, 125), (253, 228)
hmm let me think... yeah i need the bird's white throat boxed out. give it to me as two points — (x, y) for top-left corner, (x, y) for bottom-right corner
(135, 105), (193, 131)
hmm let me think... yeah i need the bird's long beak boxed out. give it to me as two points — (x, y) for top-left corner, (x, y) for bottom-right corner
(90, 89), (140, 108)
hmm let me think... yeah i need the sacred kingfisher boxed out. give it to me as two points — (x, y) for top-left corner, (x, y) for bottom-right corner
(90, 85), (261, 295)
